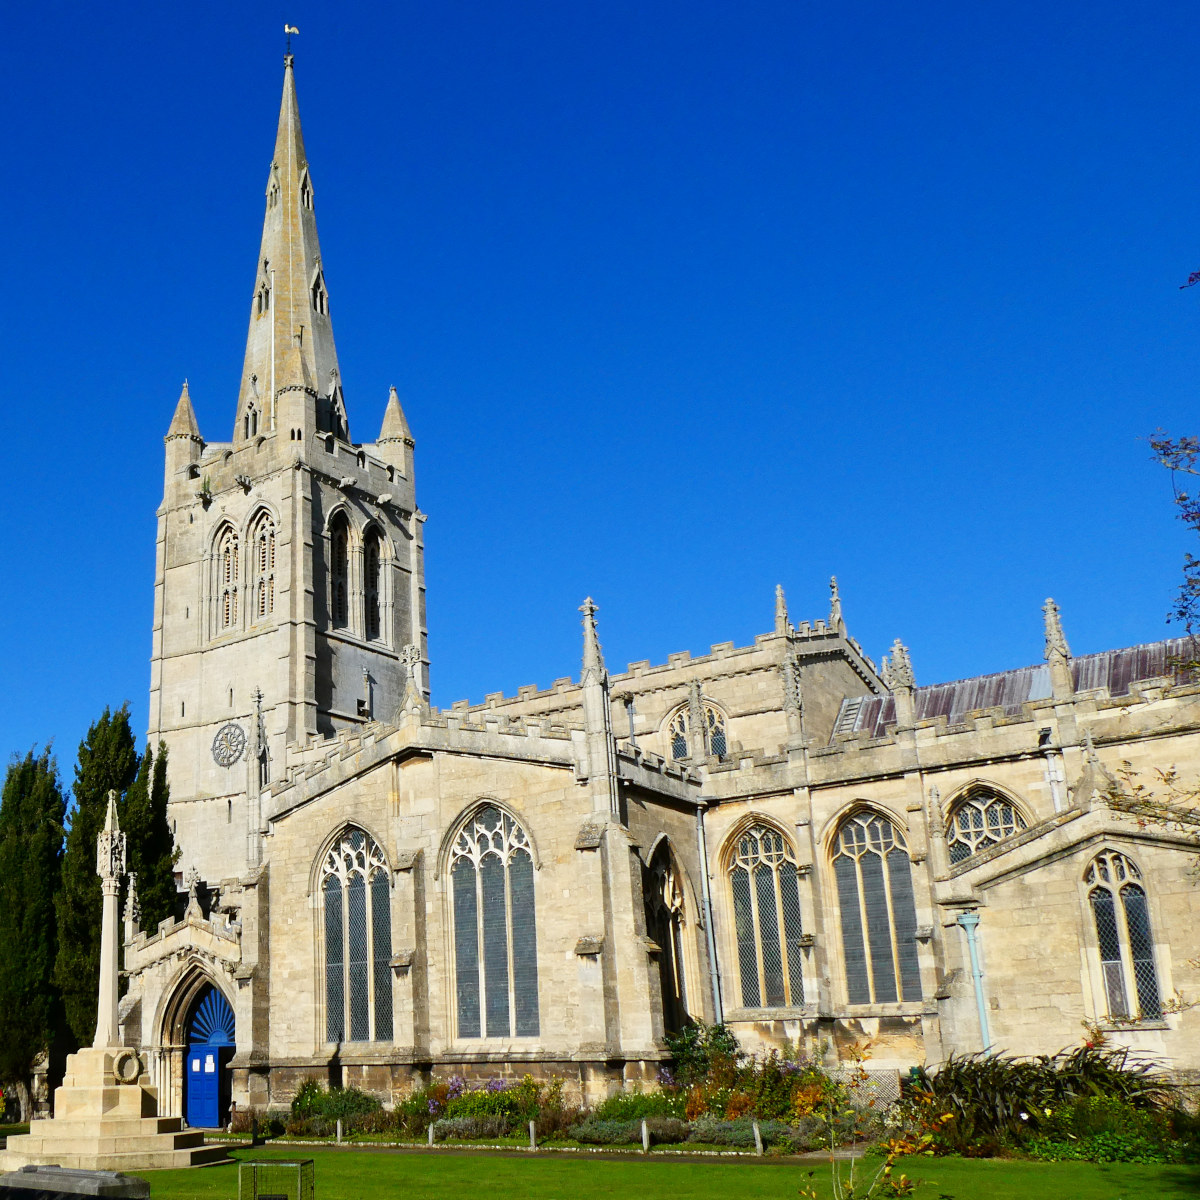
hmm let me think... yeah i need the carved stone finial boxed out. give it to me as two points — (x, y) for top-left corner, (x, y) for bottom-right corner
(1043, 597), (1071, 659)
(829, 576), (845, 631)
(774, 584), (789, 635)
(123, 875), (140, 925)
(185, 866), (201, 901)
(889, 638), (915, 690)
(96, 791), (126, 880)
(580, 596), (607, 687)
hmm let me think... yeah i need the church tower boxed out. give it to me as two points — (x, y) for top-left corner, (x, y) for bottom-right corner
(148, 56), (428, 880)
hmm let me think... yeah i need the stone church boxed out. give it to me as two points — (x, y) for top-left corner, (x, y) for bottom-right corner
(119, 56), (1200, 1125)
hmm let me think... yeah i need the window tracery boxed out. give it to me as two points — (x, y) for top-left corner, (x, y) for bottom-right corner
(1085, 851), (1161, 1020)
(449, 805), (539, 1039)
(946, 790), (1026, 863)
(321, 827), (393, 1043)
(728, 825), (804, 1008)
(832, 812), (921, 1004)
(666, 702), (728, 761)
(645, 845), (687, 1032)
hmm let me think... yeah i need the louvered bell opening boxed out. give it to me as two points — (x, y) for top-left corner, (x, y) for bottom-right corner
(835, 855), (870, 1004)
(887, 848), (922, 1001)
(453, 859), (481, 1037)
(1121, 884), (1161, 1019)
(481, 855), (511, 1037)
(324, 876), (344, 1042)
(371, 871), (393, 1041)
(347, 874), (370, 1041)
(860, 851), (898, 1004)
(510, 851), (540, 1036)
(731, 865), (760, 1007)
(1091, 888), (1128, 1018)
(779, 861), (804, 1005)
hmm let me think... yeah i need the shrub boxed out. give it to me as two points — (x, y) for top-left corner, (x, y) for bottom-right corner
(568, 1118), (642, 1145)
(432, 1115), (514, 1141)
(593, 1090), (685, 1121)
(230, 1106), (285, 1137)
(289, 1080), (381, 1122)
(687, 1116), (795, 1148)
(664, 1022), (741, 1089)
(534, 1105), (585, 1140)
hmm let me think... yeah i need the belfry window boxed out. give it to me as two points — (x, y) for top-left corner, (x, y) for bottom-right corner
(728, 824), (805, 1009)
(1085, 851), (1161, 1020)
(832, 812), (921, 1004)
(215, 525), (239, 632)
(329, 514), (350, 629)
(244, 405), (259, 439)
(321, 827), (393, 1043)
(450, 805), (539, 1039)
(364, 528), (383, 641)
(946, 790), (1027, 863)
(250, 511), (276, 621)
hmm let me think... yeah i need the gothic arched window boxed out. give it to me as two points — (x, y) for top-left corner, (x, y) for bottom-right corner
(1085, 851), (1161, 1020)
(321, 827), (393, 1043)
(329, 514), (350, 629)
(645, 844), (688, 1032)
(832, 812), (921, 1004)
(215, 525), (239, 632)
(249, 511), (276, 621)
(364, 527), (383, 641)
(666, 702), (728, 761)
(946, 790), (1026, 863)
(450, 805), (539, 1039)
(728, 825), (805, 1008)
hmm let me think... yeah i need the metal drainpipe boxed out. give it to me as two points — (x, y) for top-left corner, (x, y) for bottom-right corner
(956, 910), (991, 1051)
(696, 802), (724, 1024)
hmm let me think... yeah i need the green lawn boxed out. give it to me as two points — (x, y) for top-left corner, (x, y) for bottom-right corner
(140, 1144), (1200, 1199)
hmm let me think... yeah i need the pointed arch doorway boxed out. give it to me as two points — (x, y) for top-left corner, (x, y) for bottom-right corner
(184, 984), (235, 1128)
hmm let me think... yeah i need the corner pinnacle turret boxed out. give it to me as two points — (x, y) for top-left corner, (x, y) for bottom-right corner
(234, 55), (345, 444)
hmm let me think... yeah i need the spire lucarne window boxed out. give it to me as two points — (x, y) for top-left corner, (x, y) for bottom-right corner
(450, 805), (539, 1039)
(321, 827), (393, 1042)
(832, 812), (921, 1004)
(728, 825), (805, 1008)
(1085, 851), (1161, 1020)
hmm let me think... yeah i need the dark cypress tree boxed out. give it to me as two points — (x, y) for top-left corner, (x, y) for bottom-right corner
(121, 741), (178, 934)
(0, 750), (66, 1119)
(54, 706), (138, 1047)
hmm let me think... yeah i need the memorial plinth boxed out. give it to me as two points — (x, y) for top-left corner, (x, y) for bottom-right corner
(0, 795), (225, 1172)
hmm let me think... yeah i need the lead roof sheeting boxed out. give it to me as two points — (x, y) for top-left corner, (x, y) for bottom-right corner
(831, 637), (1197, 742)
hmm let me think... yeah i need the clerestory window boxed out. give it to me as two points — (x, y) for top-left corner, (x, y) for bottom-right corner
(946, 790), (1027, 863)
(666, 702), (728, 761)
(1085, 851), (1161, 1020)
(728, 824), (805, 1009)
(450, 805), (539, 1039)
(321, 827), (393, 1043)
(833, 812), (921, 1004)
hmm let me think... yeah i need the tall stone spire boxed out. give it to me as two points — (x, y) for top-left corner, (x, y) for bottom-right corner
(234, 55), (344, 444)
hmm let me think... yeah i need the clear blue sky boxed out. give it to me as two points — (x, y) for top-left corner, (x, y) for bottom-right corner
(1, 0), (1197, 776)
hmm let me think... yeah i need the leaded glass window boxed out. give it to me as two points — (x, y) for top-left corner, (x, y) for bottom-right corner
(450, 805), (539, 1039)
(946, 791), (1026, 863)
(645, 845), (688, 1032)
(666, 703), (729, 761)
(321, 827), (393, 1042)
(1085, 851), (1161, 1020)
(727, 825), (805, 1008)
(249, 511), (276, 621)
(833, 812), (921, 1004)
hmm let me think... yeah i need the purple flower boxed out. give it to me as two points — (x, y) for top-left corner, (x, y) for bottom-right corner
(447, 1076), (466, 1099)
(657, 1068), (677, 1088)
(486, 1077), (508, 1093)
(428, 1099), (440, 1114)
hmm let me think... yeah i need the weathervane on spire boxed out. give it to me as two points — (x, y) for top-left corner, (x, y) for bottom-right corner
(285, 24), (299, 56)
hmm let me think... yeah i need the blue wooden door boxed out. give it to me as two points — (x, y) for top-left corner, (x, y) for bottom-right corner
(184, 986), (236, 1128)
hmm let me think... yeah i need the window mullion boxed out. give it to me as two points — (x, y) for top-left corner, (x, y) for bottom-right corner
(772, 865), (790, 1005)
(505, 854), (516, 1037)
(341, 877), (350, 1043)
(475, 855), (486, 1035)
(1116, 891), (1140, 1018)
(365, 870), (376, 1041)
(749, 864), (766, 1006)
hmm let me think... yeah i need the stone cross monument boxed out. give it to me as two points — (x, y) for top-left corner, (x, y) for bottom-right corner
(0, 795), (224, 1171)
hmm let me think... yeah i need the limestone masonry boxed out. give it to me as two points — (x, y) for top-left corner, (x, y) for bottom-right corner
(119, 56), (1200, 1124)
